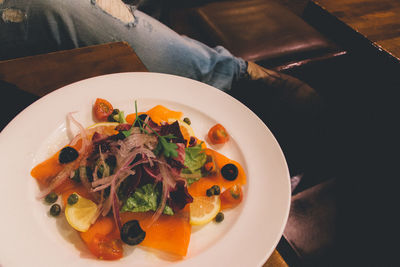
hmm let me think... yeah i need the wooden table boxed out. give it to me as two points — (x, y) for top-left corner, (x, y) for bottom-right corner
(0, 41), (287, 266)
(0, 41), (148, 97)
(305, 0), (400, 64)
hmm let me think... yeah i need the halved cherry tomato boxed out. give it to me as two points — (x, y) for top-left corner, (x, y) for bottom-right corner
(80, 216), (123, 260)
(220, 184), (243, 210)
(207, 124), (229, 144)
(93, 98), (113, 121)
(87, 234), (123, 260)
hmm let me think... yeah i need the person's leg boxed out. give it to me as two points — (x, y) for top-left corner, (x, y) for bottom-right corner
(230, 73), (326, 177)
(0, 0), (326, 176)
(0, 0), (247, 91)
(132, 0), (164, 19)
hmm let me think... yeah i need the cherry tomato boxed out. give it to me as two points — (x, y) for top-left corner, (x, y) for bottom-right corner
(87, 234), (123, 260)
(208, 124), (229, 144)
(93, 98), (113, 121)
(220, 184), (243, 210)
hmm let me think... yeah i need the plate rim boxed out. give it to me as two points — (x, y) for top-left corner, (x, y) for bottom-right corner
(0, 72), (291, 267)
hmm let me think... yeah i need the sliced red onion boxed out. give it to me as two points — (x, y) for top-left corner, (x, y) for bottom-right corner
(67, 113), (90, 155)
(36, 163), (75, 199)
(148, 157), (177, 227)
(92, 165), (99, 182)
(147, 180), (169, 228)
(101, 193), (113, 216)
(108, 179), (122, 230)
(143, 165), (162, 181)
(174, 143), (186, 164)
(112, 190), (122, 230)
(38, 113), (92, 198)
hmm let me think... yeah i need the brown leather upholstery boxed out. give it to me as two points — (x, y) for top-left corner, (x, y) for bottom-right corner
(283, 178), (337, 266)
(192, 0), (345, 69)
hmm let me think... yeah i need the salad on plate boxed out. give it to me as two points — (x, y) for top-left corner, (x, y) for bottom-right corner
(30, 98), (246, 260)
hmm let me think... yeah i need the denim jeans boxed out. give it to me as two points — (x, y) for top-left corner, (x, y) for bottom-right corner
(0, 0), (247, 91)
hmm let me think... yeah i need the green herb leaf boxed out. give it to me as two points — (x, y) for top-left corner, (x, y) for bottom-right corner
(162, 134), (176, 140)
(160, 137), (178, 158)
(117, 111), (127, 124)
(183, 143), (206, 173)
(122, 130), (132, 138)
(121, 184), (173, 215)
(181, 143), (207, 185)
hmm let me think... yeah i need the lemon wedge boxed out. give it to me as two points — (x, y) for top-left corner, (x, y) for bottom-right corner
(65, 193), (98, 232)
(87, 122), (120, 136)
(87, 122), (120, 128)
(189, 196), (221, 225)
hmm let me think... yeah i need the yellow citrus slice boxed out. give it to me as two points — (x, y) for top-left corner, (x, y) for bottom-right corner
(88, 121), (119, 128)
(65, 193), (98, 232)
(87, 122), (120, 135)
(168, 119), (196, 144)
(189, 196), (221, 225)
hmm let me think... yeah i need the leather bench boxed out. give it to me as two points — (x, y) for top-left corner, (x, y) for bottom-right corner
(283, 178), (338, 265)
(167, 0), (346, 71)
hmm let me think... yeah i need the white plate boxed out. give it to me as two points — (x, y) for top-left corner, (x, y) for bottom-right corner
(0, 72), (290, 267)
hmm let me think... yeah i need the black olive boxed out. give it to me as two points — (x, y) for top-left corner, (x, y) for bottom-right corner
(120, 220), (146, 246)
(59, 146), (79, 164)
(45, 192), (58, 204)
(50, 204), (61, 217)
(221, 163), (238, 181)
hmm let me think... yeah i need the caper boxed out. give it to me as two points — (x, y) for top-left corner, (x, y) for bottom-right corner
(215, 212), (224, 223)
(67, 193), (79, 205)
(50, 204), (61, 217)
(120, 220), (146, 245)
(211, 185), (220, 195)
(183, 117), (191, 125)
(206, 188), (213, 197)
(206, 185), (221, 196)
(44, 192), (58, 204)
(59, 146), (79, 164)
(221, 163), (238, 181)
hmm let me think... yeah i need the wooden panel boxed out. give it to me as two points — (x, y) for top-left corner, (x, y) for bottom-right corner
(311, 0), (400, 61)
(0, 42), (148, 97)
(263, 250), (289, 267)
